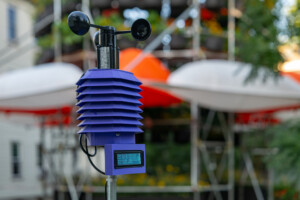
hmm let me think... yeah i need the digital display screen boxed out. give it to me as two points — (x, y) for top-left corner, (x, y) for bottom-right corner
(114, 150), (144, 168)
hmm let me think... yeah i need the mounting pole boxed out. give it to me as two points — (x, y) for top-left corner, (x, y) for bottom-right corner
(106, 176), (117, 200)
(94, 27), (119, 69)
(94, 27), (118, 200)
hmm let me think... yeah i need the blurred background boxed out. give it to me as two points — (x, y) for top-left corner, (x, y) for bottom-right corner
(1, 0), (300, 200)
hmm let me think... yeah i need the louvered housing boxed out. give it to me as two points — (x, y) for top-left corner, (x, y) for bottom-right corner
(76, 69), (143, 146)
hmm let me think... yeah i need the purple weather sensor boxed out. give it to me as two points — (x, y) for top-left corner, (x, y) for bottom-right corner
(76, 69), (146, 175)
(68, 10), (151, 189)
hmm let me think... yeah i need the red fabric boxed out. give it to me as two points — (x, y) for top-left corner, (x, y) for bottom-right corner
(236, 105), (300, 125)
(0, 106), (72, 115)
(139, 85), (182, 108)
(0, 106), (74, 126)
(282, 71), (300, 83)
(119, 48), (182, 107)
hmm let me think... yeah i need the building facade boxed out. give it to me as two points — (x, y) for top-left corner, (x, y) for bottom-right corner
(0, 0), (41, 199)
(0, 116), (42, 199)
(0, 0), (36, 73)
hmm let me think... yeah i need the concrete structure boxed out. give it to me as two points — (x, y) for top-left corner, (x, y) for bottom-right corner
(0, 0), (36, 73)
(0, 1), (40, 199)
(0, 116), (42, 199)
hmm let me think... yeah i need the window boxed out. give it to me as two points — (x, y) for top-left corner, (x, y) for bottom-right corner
(11, 142), (21, 178)
(7, 5), (17, 42)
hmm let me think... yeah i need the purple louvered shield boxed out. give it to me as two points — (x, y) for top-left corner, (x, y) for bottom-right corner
(76, 69), (143, 146)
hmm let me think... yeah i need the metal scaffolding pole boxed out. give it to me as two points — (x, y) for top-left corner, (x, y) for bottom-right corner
(243, 153), (264, 200)
(191, 102), (200, 200)
(196, 110), (234, 200)
(40, 117), (47, 200)
(228, 0), (235, 61)
(54, 0), (62, 62)
(82, 0), (93, 71)
(192, 0), (200, 61)
(228, 113), (235, 200)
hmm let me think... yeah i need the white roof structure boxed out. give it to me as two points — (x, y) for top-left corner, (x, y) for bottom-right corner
(163, 60), (300, 113)
(0, 62), (82, 110)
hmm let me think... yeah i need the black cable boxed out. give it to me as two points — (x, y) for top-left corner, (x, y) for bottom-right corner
(79, 134), (97, 157)
(86, 148), (105, 175)
(78, 134), (105, 175)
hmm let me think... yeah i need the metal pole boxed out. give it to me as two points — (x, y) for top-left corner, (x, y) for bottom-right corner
(228, 113), (235, 200)
(228, 0), (235, 61)
(198, 143), (223, 200)
(40, 117), (47, 200)
(192, 0), (200, 60)
(82, 0), (91, 71)
(268, 169), (274, 200)
(54, 0), (62, 62)
(106, 176), (117, 200)
(244, 153), (264, 200)
(191, 102), (199, 200)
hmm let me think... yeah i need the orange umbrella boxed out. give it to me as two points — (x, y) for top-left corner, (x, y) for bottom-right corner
(119, 48), (182, 107)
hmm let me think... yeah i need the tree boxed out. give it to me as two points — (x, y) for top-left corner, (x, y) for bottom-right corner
(236, 0), (283, 81)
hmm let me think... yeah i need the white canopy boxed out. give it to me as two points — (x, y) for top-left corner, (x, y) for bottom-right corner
(162, 60), (300, 113)
(0, 62), (82, 110)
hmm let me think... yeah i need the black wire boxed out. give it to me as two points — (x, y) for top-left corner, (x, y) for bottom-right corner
(86, 148), (105, 175)
(79, 134), (97, 157)
(78, 134), (105, 175)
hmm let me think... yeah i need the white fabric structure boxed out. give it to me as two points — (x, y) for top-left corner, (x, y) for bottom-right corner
(164, 60), (300, 113)
(0, 62), (82, 110)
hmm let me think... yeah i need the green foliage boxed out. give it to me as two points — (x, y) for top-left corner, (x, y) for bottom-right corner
(274, 183), (299, 200)
(31, 0), (52, 15)
(94, 13), (125, 29)
(146, 143), (190, 175)
(55, 16), (83, 45)
(288, 0), (300, 45)
(36, 8), (167, 49)
(37, 34), (53, 48)
(236, 0), (283, 81)
(147, 10), (167, 34)
(37, 16), (83, 49)
(265, 120), (300, 189)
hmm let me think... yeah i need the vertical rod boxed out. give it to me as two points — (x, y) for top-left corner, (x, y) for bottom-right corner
(113, 31), (117, 69)
(228, 0), (235, 61)
(116, 47), (120, 69)
(244, 153), (264, 200)
(40, 117), (47, 200)
(85, 158), (92, 200)
(192, 0), (200, 61)
(110, 46), (114, 69)
(228, 113), (235, 200)
(268, 169), (274, 200)
(54, 0), (62, 62)
(106, 176), (117, 200)
(82, 0), (90, 70)
(191, 102), (199, 200)
(96, 45), (101, 69)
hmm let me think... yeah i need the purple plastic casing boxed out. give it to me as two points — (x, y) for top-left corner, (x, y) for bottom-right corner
(104, 144), (146, 175)
(76, 69), (143, 146)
